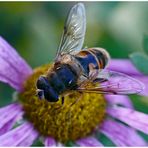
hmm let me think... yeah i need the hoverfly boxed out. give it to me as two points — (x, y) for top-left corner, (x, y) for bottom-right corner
(36, 3), (144, 103)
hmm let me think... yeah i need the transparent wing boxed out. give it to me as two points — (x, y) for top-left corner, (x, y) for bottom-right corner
(55, 3), (86, 62)
(77, 69), (144, 95)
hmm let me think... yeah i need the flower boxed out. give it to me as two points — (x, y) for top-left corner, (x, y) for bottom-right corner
(0, 36), (148, 146)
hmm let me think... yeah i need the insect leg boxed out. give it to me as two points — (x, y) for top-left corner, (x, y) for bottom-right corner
(69, 93), (82, 107)
(55, 96), (65, 110)
(61, 96), (65, 105)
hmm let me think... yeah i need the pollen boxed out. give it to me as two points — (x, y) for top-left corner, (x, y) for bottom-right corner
(19, 64), (106, 143)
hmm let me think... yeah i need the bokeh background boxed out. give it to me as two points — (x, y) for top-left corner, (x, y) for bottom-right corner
(0, 2), (148, 145)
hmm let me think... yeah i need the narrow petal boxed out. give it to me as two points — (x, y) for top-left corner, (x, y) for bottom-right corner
(108, 59), (142, 76)
(0, 103), (23, 135)
(0, 103), (21, 114)
(0, 116), (21, 136)
(100, 119), (147, 146)
(108, 59), (148, 96)
(107, 106), (148, 134)
(76, 136), (104, 147)
(44, 137), (56, 147)
(0, 122), (38, 146)
(17, 127), (38, 146)
(0, 36), (32, 91)
(105, 95), (133, 109)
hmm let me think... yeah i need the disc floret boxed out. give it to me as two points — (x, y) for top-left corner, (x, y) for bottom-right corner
(19, 64), (106, 143)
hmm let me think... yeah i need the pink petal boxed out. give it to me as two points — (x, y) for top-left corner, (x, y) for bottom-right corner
(44, 137), (56, 147)
(108, 59), (148, 96)
(0, 36), (32, 91)
(100, 119), (147, 146)
(17, 127), (38, 146)
(107, 106), (148, 135)
(0, 103), (21, 114)
(0, 103), (23, 135)
(0, 122), (38, 146)
(76, 136), (103, 147)
(105, 95), (133, 109)
(108, 59), (142, 76)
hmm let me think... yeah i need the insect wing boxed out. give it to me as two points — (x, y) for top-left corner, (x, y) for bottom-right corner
(78, 69), (144, 95)
(55, 3), (86, 62)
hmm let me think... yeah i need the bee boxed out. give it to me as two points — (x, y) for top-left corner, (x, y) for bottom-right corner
(36, 3), (144, 103)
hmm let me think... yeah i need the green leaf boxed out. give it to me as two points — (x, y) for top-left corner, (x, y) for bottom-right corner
(130, 95), (148, 114)
(138, 132), (148, 142)
(129, 52), (148, 75)
(143, 34), (148, 55)
(65, 141), (76, 147)
(32, 139), (44, 146)
(96, 132), (115, 146)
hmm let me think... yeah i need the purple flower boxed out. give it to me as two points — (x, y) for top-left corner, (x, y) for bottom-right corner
(0, 36), (148, 146)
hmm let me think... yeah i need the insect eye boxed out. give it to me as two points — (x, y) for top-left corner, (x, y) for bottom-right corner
(36, 89), (44, 99)
(36, 76), (47, 89)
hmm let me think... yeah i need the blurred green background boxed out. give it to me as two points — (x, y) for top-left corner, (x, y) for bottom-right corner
(0, 2), (148, 144)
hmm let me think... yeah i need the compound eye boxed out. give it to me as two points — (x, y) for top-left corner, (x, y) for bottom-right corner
(36, 76), (47, 89)
(36, 89), (44, 99)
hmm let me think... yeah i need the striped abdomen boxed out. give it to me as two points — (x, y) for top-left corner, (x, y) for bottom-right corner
(75, 48), (110, 76)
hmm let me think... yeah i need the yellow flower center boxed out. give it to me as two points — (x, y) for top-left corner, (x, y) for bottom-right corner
(19, 64), (106, 143)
